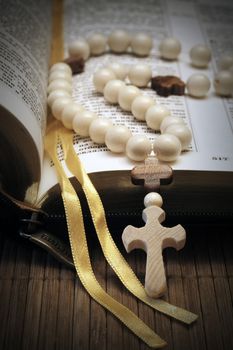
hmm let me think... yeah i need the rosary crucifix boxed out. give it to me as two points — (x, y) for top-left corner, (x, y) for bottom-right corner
(122, 155), (186, 298)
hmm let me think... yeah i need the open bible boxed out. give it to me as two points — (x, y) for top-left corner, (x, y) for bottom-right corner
(1, 0), (233, 223)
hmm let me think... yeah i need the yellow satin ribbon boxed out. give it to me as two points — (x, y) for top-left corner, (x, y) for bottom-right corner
(58, 127), (197, 325)
(44, 122), (166, 348)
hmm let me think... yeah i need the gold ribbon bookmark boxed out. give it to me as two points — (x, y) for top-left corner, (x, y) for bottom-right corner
(58, 126), (197, 325)
(44, 123), (166, 349)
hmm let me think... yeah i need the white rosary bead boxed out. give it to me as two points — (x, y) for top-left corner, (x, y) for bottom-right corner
(50, 62), (72, 75)
(49, 70), (72, 83)
(218, 54), (233, 71)
(189, 44), (211, 68)
(159, 37), (181, 60)
(105, 125), (132, 153)
(108, 30), (131, 53)
(118, 85), (141, 111)
(165, 124), (192, 150)
(51, 97), (73, 120)
(72, 110), (98, 137)
(144, 192), (163, 208)
(145, 105), (170, 131)
(130, 33), (153, 57)
(47, 90), (71, 107)
(68, 39), (90, 60)
(103, 79), (125, 104)
(153, 134), (182, 162)
(126, 134), (152, 161)
(131, 95), (154, 121)
(107, 62), (129, 80)
(186, 73), (210, 98)
(128, 64), (152, 87)
(61, 102), (84, 129)
(93, 68), (116, 93)
(87, 33), (107, 55)
(89, 118), (113, 144)
(160, 116), (184, 134)
(47, 79), (72, 95)
(214, 70), (233, 97)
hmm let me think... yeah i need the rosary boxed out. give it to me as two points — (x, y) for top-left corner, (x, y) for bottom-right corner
(45, 30), (233, 347)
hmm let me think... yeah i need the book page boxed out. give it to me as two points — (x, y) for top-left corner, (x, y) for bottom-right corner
(38, 0), (233, 198)
(0, 0), (52, 164)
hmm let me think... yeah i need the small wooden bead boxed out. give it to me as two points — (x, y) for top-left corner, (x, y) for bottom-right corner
(47, 90), (71, 107)
(50, 62), (72, 75)
(153, 134), (182, 162)
(186, 73), (210, 98)
(105, 125), (132, 153)
(131, 95), (154, 121)
(131, 33), (153, 57)
(189, 45), (211, 68)
(190, 44), (211, 68)
(145, 105), (170, 131)
(107, 62), (129, 80)
(72, 110), (98, 137)
(160, 116), (184, 134)
(103, 79), (125, 104)
(214, 70), (233, 96)
(218, 54), (233, 71)
(49, 70), (72, 83)
(64, 57), (85, 75)
(51, 97), (73, 120)
(89, 118), (113, 144)
(93, 68), (116, 93)
(88, 33), (107, 55)
(159, 37), (181, 60)
(47, 79), (72, 95)
(144, 192), (163, 208)
(126, 134), (152, 161)
(61, 102), (84, 129)
(68, 39), (90, 60)
(128, 64), (152, 87)
(165, 124), (192, 150)
(118, 85), (141, 111)
(108, 30), (131, 53)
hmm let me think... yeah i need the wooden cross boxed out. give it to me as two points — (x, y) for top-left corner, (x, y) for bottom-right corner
(122, 206), (186, 298)
(131, 155), (173, 191)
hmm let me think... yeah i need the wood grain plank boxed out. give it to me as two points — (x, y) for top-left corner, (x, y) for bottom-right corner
(44, 253), (61, 279)
(193, 233), (212, 277)
(222, 232), (233, 277)
(208, 232), (227, 277)
(14, 242), (31, 278)
(213, 277), (233, 350)
(106, 263), (123, 350)
(72, 278), (90, 350)
(0, 279), (14, 350)
(29, 247), (46, 278)
(179, 230), (197, 277)
(22, 279), (44, 350)
(90, 247), (107, 350)
(122, 253), (140, 350)
(56, 278), (75, 350)
(168, 277), (191, 350)
(4, 279), (29, 350)
(182, 278), (206, 350)
(198, 277), (224, 350)
(229, 277), (233, 300)
(166, 249), (182, 278)
(37, 279), (60, 350)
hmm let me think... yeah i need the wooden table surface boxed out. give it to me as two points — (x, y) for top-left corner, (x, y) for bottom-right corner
(0, 223), (233, 350)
